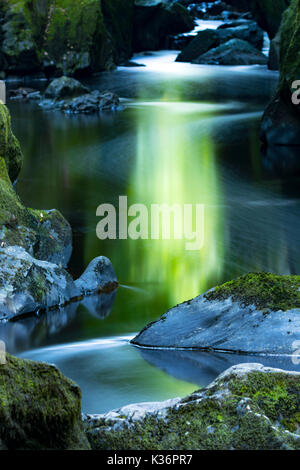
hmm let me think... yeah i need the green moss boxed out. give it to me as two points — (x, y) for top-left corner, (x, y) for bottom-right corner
(204, 272), (300, 311)
(279, 0), (300, 90)
(0, 353), (90, 449)
(0, 104), (71, 261)
(0, 104), (23, 183)
(85, 368), (300, 450)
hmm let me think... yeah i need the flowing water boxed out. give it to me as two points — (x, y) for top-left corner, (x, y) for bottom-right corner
(1, 51), (300, 414)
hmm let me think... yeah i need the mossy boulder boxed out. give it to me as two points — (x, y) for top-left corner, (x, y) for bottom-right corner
(0, 0), (134, 76)
(194, 38), (267, 65)
(0, 246), (118, 321)
(260, 0), (300, 168)
(84, 363), (300, 450)
(224, 0), (290, 38)
(0, 353), (90, 449)
(176, 21), (264, 63)
(0, 104), (22, 183)
(132, 273), (300, 354)
(0, 103), (72, 264)
(133, 1), (194, 51)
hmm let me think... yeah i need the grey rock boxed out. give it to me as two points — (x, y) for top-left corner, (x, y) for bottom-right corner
(132, 273), (300, 354)
(75, 256), (118, 296)
(0, 247), (118, 322)
(194, 39), (268, 65)
(45, 76), (89, 100)
(84, 363), (300, 450)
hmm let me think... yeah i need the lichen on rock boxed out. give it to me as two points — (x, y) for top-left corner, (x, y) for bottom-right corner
(0, 353), (90, 450)
(84, 363), (300, 450)
(132, 272), (300, 354)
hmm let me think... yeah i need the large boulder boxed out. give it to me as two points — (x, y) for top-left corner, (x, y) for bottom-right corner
(194, 39), (268, 65)
(132, 273), (300, 354)
(84, 363), (300, 450)
(176, 22), (264, 63)
(0, 353), (90, 450)
(133, 1), (194, 51)
(0, 0), (134, 76)
(0, 104), (22, 183)
(260, 0), (300, 170)
(0, 103), (72, 265)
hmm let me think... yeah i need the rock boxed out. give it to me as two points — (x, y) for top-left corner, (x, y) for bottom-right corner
(194, 39), (268, 65)
(84, 363), (300, 450)
(0, 247), (118, 321)
(0, 353), (90, 449)
(261, 0), (300, 155)
(45, 76), (89, 100)
(0, 246), (76, 321)
(223, 0), (290, 39)
(0, 103), (72, 265)
(133, 1), (194, 51)
(268, 29), (281, 70)
(1, 8), (40, 74)
(75, 256), (118, 296)
(132, 273), (300, 354)
(0, 103), (22, 183)
(176, 23), (264, 63)
(0, 0), (134, 77)
(40, 87), (120, 115)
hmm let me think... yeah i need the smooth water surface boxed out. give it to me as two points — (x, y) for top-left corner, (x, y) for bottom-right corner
(2, 51), (300, 413)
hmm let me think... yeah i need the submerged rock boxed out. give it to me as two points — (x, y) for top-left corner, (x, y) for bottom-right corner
(132, 273), (300, 354)
(0, 353), (90, 450)
(84, 363), (300, 450)
(133, 1), (194, 51)
(0, 102), (118, 321)
(0, 0), (134, 76)
(194, 39), (268, 65)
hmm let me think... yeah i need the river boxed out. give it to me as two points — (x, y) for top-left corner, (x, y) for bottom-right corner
(1, 51), (300, 414)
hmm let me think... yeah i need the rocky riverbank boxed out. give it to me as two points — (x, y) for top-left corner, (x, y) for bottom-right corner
(0, 101), (118, 321)
(1, 353), (300, 450)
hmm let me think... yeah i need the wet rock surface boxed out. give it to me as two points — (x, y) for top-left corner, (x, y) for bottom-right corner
(132, 273), (300, 354)
(84, 363), (300, 450)
(0, 248), (118, 322)
(194, 38), (268, 65)
(0, 353), (90, 450)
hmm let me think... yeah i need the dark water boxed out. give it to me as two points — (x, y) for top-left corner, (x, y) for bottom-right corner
(2, 51), (300, 413)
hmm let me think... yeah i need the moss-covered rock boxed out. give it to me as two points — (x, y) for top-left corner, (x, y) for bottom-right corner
(0, 353), (90, 449)
(0, 104), (22, 183)
(132, 272), (300, 354)
(260, 0), (300, 169)
(205, 272), (300, 311)
(84, 363), (300, 450)
(0, 0), (134, 76)
(0, 103), (72, 264)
